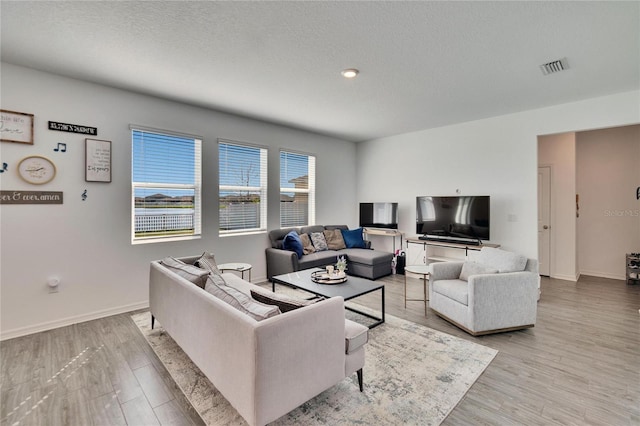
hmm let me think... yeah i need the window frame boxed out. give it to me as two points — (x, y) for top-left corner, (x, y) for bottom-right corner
(279, 149), (316, 228)
(218, 139), (268, 236)
(130, 126), (202, 244)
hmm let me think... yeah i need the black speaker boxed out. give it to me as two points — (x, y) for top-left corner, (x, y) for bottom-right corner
(396, 254), (406, 275)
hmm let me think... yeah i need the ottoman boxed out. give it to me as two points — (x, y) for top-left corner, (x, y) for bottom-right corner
(342, 248), (394, 280)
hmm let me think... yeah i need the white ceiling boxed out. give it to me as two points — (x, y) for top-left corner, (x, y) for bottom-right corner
(1, 1), (638, 142)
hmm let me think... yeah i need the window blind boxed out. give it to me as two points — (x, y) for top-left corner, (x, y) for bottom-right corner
(280, 151), (315, 227)
(219, 140), (268, 234)
(131, 129), (202, 242)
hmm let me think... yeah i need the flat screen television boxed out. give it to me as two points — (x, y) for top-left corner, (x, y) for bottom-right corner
(416, 196), (490, 244)
(359, 202), (399, 229)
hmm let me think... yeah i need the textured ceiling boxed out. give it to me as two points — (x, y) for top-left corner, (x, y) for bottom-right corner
(1, 1), (638, 142)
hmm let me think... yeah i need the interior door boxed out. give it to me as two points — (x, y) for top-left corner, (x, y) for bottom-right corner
(538, 166), (551, 276)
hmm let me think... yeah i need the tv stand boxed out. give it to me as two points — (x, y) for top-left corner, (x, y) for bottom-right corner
(406, 237), (499, 264)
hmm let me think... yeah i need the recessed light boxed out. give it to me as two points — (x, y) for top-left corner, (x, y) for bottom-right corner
(341, 68), (359, 79)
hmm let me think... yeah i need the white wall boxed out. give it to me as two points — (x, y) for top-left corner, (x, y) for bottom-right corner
(538, 132), (578, 281)
(356, 91), (640, 263)
(0, 63), (357, 339)
(577, 125), (640, 280)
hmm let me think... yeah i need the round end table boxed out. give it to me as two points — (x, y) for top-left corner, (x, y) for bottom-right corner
(217, 262), (252, 282)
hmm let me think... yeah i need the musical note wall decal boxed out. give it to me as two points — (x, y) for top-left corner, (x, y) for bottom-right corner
(53, 142), (67, 152)
(82, 190), (87, 201)
(0, 162), (8, 173)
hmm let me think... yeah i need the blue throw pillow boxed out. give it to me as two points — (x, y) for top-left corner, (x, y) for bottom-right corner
(283, 230), (304, 258)
(341, 228), (366, 249)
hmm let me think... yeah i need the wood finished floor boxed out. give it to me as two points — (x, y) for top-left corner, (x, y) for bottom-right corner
(1, 274), (638, 425)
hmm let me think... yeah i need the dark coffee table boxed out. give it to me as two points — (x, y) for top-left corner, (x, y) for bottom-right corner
(271, 268), (385, 328)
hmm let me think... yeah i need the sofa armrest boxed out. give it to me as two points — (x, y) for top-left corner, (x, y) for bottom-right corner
(430, 261), (464, 281)
(253, 297), (346, 425)
(266, 247), (299, 280)
(467, 271), (538, 329)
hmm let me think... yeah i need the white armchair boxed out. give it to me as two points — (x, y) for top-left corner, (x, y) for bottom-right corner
(429, 247), (539, 336)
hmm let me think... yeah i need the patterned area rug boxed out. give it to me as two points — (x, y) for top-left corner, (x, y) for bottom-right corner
(132, 310), (497, 425)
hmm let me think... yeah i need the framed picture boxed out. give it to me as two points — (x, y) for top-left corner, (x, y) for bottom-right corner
(85, 138), (111, 182)
(1, 109), (34, 144)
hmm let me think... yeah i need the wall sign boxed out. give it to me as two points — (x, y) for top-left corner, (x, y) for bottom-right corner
(1, 110), (34, 144)
(49, 121), (97, 136)
(0, 190), (63, 204)
(85, 138), (111, 182)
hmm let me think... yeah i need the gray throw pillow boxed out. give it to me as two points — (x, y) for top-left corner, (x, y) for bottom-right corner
(204, 276), (280, 321)
(459, 261), (499, 281)
(310, 232), (328, 251)
(161, 257), (209, 288)
(195, 252), (221, 274)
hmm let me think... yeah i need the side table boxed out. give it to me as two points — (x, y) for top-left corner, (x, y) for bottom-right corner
(404, 264), (430, 315)
(217, 262), (252, 282)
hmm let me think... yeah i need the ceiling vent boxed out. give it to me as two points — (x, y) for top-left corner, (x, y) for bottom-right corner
(540, 58), (567, 75)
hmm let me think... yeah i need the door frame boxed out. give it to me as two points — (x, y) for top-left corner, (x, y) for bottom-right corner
(538, 164), (553, 277)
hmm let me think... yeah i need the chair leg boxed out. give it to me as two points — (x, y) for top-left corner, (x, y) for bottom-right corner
(357, 368), (363, 392)
(151, 314), (155, 330)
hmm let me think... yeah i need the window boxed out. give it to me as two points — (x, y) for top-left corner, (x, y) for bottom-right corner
(131, 128), (202, 243)
(219, 140), (268, 235)
(280, 151), (315, 227)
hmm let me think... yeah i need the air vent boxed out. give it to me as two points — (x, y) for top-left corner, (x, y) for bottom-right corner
(540, 58), (567, 75)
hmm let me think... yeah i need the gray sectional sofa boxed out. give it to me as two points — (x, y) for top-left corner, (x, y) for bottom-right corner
(266, 225), (394, 280)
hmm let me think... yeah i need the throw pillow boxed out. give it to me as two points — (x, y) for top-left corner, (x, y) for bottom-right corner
(299, 233), (316, 255)
(204, 276), (281, 321)
(283, 230), (304, 258)
(477, 247), (528, 273)
(194, 252), (221, 274)
(324, 229), (347, 250)
(341, 227), (366, 249)
(250, 287), (321, 313)
(459, 261), (499, 281)
(310, 232), (328, 251)
(161, 257), (209, 289)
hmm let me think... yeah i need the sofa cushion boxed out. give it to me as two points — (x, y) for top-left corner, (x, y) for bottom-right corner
(204, 276), (281, 321)
(310, 232), (328, 251)
(298, 251), (340, 269)
(324, 229), (346, 250)
(432, 279), (469, 306)
(345, 319), (369, 354)
(341, 227), (367, 249)
(283, 230), (304, 258)
(194, 252), (221, 274)
(161, 257), (209, 288)
(339, 248), (393, 266)
(459, 261), (499, 281)
(477, 247), (527, 273)
(299, 233), (316, 255)
(250, 286), (320, 313)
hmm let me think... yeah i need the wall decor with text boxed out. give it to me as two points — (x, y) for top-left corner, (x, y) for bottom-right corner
(1, 110), (34, 144)
(85, 138), (111, 182)
(18, 155), (56, 185)
(0, 190), (63, 205)
(49, 121), (97, 136)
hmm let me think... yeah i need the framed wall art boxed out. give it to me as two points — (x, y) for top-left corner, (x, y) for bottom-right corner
(85, 138), (111, 182)
(1, 109), (34, 144)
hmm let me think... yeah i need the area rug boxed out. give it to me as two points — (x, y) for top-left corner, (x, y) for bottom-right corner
(132, 310), (497, 425)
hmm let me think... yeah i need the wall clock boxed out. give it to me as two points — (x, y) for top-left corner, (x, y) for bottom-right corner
(17, 155), (57, 185)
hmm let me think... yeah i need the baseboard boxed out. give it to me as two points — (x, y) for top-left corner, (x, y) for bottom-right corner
(0, 301), (149, 341)
(552, 273), (579, 282)
(579, 269), (626, 281)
